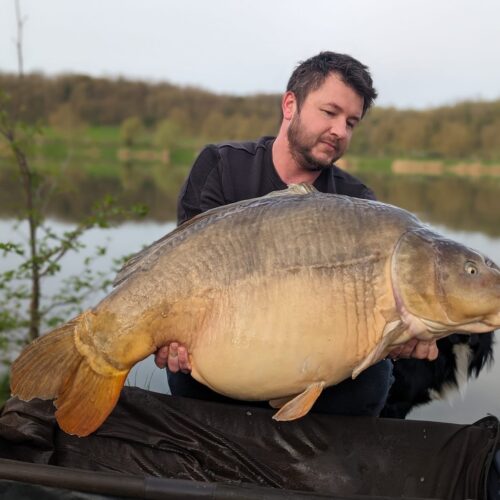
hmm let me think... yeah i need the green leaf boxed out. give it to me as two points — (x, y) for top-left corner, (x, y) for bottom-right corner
(0, 242), (25, 256)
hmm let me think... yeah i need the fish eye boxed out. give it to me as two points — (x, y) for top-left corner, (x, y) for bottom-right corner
(464, 261), (479, 275)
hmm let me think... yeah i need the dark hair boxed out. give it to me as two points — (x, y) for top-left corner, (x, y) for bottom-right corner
(286, 51), (377, 117)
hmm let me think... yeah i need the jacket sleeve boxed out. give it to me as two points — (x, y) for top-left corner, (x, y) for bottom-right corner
(361, 186), (377, 201)
(176, 145), (226, 225)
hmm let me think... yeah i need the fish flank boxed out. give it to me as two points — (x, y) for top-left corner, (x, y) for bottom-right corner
(354, 265), (362, 346)
(369, 262), (380, 347)
(364, 260), (377, 348)
(341, 265), (352, 358)
(113, 194), (307, 288)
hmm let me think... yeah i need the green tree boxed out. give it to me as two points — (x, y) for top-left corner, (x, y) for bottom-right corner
(154, 118), (184, 163)
(201, 110), (225, 141)
(167, 107), (190, 135)
(49, 103), (86, 134)
(480, 120), (500, 160)
(431, 122), (474, 158)
(396, 112), (430, 156)
(119, 116), (144, 147)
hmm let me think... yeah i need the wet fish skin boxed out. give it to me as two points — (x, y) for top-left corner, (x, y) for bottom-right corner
(10, 184), (500, 436)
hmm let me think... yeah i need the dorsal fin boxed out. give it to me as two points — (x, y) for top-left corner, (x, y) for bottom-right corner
(264, 183), (318, 198)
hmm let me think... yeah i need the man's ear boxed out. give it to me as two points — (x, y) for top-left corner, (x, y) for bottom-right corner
(282, 91), (297, 121)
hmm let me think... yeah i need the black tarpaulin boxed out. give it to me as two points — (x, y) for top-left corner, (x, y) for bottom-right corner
(0, 386), (498, 499)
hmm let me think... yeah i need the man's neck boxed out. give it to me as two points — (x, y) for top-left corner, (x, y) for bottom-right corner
(272, 134), (321, 186)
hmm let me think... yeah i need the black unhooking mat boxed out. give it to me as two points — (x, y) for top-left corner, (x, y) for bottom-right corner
(0, 386), (498, 499)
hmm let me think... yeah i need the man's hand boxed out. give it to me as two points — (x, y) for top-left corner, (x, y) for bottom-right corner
(389, 338), (439, 361)
(154, 342), (192, 373)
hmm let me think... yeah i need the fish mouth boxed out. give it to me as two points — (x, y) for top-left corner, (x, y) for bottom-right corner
(483, 310), (500, 330)
(420, 316), (499, 335)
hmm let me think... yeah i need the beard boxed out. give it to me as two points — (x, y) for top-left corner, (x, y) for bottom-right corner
(287, 113), (341, 172)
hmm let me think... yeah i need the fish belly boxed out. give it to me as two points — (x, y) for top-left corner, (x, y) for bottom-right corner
(189, 271), (384, 401)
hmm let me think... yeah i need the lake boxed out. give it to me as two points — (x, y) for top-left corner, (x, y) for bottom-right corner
(1, 171), (499, 424)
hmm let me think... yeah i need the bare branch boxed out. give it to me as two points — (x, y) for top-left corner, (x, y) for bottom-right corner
(14, 0), (26, 77)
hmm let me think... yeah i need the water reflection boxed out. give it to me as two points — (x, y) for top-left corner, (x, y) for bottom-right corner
(360, 172), (500, 237)
(2, 166), (500, 235)
(0, 164), (181, 222)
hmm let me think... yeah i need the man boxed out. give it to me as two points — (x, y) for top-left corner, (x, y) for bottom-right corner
(155, 51), (438, 416)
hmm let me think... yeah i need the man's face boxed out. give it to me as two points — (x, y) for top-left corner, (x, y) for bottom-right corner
(287, 73), (364, 171)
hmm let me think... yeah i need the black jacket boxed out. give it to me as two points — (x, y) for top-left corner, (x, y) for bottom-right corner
(177, 136), (375, 225)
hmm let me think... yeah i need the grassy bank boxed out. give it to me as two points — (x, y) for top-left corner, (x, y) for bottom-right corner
(2, 125), (500, 180)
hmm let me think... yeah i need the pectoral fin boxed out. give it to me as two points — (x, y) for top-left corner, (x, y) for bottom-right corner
(271, 381), (325, 421)
(352, 320), (408, 379)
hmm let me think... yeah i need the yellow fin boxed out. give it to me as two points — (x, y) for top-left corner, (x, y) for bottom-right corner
(11, 317), (82, 401)
(10, 311), (129, 437)
(272, 381), (325, 421)
(55, 361), (128, 436)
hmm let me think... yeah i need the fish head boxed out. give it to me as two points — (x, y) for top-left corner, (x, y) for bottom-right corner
(392, 228), (500, 334)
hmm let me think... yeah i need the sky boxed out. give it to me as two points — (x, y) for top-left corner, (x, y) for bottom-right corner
(1, 0), (499, 109)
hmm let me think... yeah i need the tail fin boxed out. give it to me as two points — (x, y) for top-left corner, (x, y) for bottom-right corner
(10, 313), (129, 437)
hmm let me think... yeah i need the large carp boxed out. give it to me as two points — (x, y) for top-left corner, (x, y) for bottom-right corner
(10, 184), (500, 436)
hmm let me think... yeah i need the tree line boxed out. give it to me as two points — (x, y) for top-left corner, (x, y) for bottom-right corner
(1, 72), (499, 160)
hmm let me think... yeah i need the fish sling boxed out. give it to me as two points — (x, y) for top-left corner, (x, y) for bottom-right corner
(10, 184), (500, 436)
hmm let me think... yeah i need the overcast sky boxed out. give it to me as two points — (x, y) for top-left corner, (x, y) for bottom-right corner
(1, 0), (499, 109)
